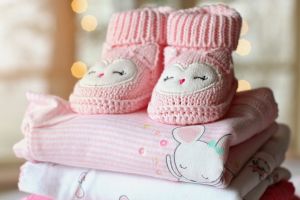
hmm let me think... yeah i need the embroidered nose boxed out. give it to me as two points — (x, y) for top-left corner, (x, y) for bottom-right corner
(179, 79), (185, 85)
(98, 73), (104, 78)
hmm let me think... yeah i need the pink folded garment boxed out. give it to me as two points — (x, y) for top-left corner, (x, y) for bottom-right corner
(17, 127), (289, 200)
(21, 194), (299, 200)
(21, 195), (51, 200)
(14, 88), (278, 187)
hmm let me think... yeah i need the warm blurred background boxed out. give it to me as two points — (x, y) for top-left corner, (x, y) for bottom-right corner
(0, 0), (299, 198)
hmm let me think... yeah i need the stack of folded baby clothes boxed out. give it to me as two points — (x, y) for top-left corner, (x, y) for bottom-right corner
(14, 4), (297, 200)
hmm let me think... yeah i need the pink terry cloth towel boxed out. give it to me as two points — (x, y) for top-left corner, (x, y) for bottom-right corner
(14, 88), (278, 188)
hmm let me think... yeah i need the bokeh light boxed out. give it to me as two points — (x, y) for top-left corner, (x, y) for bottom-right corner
(71, 61), (87, 78)
(81, 15), (98, 32)
(236, 39), (252, 56)
(71, 0), (88, 14)
(237, 80), (252, 92)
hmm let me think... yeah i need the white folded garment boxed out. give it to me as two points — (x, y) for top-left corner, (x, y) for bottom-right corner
(19, 162), (290, 200)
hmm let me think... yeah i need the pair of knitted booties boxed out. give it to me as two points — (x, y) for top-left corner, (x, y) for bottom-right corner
(69, 4), (242, 125)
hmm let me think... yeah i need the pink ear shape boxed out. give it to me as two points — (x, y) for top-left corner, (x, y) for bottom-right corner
(215, 134), (232, 148)
(164, 47), (178, 64)
(173, 125), (205, 143)
(133, 44), (158, 69)
(205, 49), (232, 74)
(102, 44), (158, 70)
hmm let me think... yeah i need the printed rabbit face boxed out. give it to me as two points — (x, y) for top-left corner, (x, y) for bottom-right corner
(79, 59), (137, 87)
(166, 125), (231, 184)
(174, 141), (223, 183)
(155, 63), (219, 94)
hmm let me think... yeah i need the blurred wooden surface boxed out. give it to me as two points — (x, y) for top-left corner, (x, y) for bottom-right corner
(294, 0), (300, 156)
(47, 0), (76, 100)
(0, 161), (23, 191)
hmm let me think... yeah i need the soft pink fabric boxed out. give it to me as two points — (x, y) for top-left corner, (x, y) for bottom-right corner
(260, 181), (295, 200)
(148, 4), (242, 125)
(14, 88), (278, 187)
(69, 7), (171, 114)
(21, 195), (51, 200)
(21, 194), (300, 200)
(17, 128), (289, 200)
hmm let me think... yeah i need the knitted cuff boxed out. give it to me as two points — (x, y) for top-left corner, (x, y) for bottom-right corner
(167, 4), (242, 50)
(106, 7), (172, 45)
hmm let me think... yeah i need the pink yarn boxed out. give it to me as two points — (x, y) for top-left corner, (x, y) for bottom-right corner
(167, 4), (242, 50)
(106, 7), (171, 45)
(148, 4), (242, 125)
(69, 7), (172, 114)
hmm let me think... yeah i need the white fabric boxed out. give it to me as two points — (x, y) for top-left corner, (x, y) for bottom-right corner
(19, 162), (290, 200)
(80, 59), (137, 87)
(155, 63), (219, 94)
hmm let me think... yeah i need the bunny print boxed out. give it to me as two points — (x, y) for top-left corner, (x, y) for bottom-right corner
(166, 125), (232, 184)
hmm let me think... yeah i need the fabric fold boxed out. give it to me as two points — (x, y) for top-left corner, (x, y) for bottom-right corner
(18, 162), (289, 200)
(18, 123), (289, 199)
(14, 88), (278, 187)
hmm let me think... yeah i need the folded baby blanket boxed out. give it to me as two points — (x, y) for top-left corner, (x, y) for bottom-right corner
(14, 88), (278, 187)
(18, 160), (290, 200)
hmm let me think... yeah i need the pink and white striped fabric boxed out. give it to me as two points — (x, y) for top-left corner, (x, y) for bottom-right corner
(18, 125), (290, 200)
(14, 88), (278, 187)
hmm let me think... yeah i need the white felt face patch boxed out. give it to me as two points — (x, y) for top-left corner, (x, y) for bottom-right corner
(79, 59), (137, 87)
(155, 63), (219, 94)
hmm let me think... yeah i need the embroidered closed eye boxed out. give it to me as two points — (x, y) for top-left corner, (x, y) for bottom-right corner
(88, 71), (96, 75)
(193, 75), (208, 81)
(163, 76), (174, 82)
(113, 70), (125, 76)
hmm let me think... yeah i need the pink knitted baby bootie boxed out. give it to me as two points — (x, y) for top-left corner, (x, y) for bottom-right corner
(70, 7), (171, 114)
(148, 4), (242, 125)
